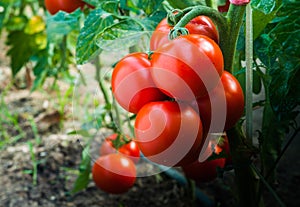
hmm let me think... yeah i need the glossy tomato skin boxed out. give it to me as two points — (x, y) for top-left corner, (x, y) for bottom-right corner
(191, 71), (244, 131)
(44, 0), (86, 15)
(92, 154), (136, 194)
(100, 134), (140, 163)
(134, 101), (203, 167)
(182, 157), (226, 183)
(150, 16), (219, 51)
(151, 34), (224, 101)
(112, 52), (167, 114)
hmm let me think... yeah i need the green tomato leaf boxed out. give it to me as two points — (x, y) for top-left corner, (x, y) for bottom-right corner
(46, 10), (81, 41)
(96, 18), (148, 51)
(251, 0), (278, 14)
(5, 15), (27, 31)
(7, 30), (46, 76)
(76, 8), (114, 64)
(100, 0), (119, 14)
(267, 1), (300, 113)
(135, 0), (164, 15)
(71, 146), (91, 194)
(252, 0), (282, 39)
(167, 0), (205, 9)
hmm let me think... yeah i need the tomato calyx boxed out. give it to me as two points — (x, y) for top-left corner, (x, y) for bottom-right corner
(168, 27), (189, 40)
(108, 133), (131, 150)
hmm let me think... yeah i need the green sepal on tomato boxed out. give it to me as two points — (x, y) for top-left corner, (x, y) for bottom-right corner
(92, 154), (136, 194)
(111, 52), (167, 114)
(150, 34), (224, 101)
(150, 16), (219, 51)
(100, 133), (140, 164)
(134, 101), (203, 167)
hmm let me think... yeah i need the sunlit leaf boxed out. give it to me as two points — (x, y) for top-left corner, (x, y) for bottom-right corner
(6, 15), (27, 31)
(46, 10), (81, 40)
(251, 0), (278, 14)
(96, 18), (148, 51)
(24, 15), (46, 34)
(76, 8), (114, 64)
(252, 0), (282, 39)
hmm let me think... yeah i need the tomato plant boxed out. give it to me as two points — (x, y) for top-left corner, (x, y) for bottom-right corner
(150, 34), (224, 101)
(92, 154), (136, 194)
(29, 0), (298, 205)
(150, 15), (219, 51)
(111, 52), (167, 113)
(191, 71), (244, 131)
(134, 101), (203, 166)
(100, 134), (140, 163)
(44, 0), (87, 15)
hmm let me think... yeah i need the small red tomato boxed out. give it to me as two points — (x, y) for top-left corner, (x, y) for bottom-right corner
(182, 157), (226, 183)
(92, 154), (136, 194)
(134, 101), (203, 167)
(150, 16), (219, 51)
(112, 52), (167, 113)
(100, 134), (140, 163)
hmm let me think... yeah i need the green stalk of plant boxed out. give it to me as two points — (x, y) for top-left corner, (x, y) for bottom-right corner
(94, 55), (115, 129)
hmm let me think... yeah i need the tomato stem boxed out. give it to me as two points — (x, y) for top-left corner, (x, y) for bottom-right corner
(245, 4), (253, 143)
(94, 55), (116, 130)
(225, 4), (246, 72)
(172, 5), (228, 41)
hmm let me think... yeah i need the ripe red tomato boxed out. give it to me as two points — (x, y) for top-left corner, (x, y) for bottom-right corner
(111, 52), (167, 113)
(100, 134), (140, 163)
(150, 34), (224, 101)
(134, 101), (203, 167)
(150, 16), (219, 51)
(44, 0), (87, 15)
(92, 154), (136, 194)
(182, 156), (226, 183)
(191, 71), (244, 131)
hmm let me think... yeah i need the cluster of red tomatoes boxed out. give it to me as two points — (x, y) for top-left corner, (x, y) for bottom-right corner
(92, 134), (140, 194)
(44, 0), (93, 15)
(111, 15), (244, 182)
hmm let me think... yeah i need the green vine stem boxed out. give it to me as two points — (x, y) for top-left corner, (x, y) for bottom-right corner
(225, 4), (246, 72)
(171, 6), (228, 48)
(245, 3), (253, 143)
(94, 55), (115, 130)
